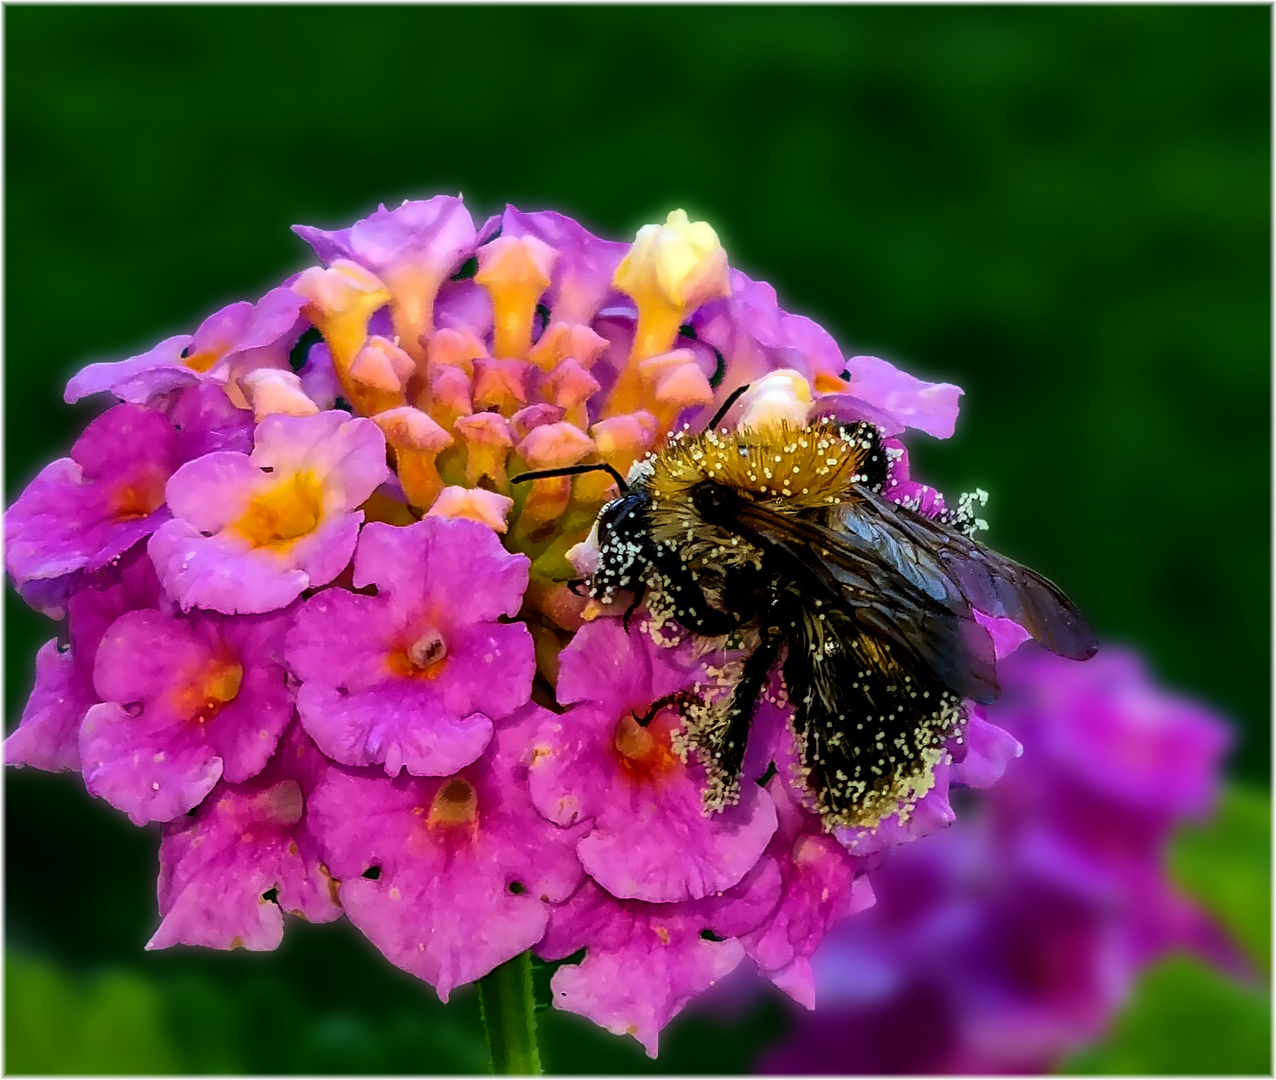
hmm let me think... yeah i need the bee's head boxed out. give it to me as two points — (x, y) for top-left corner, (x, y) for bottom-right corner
(588, 490), (654, 600)
(512, 461), (647, 601)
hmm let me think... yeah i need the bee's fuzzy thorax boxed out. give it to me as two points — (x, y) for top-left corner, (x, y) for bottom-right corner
(642, 419), (881, 546)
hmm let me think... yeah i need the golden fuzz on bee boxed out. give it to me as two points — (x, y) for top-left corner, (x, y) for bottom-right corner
(641, 419), (876, 547)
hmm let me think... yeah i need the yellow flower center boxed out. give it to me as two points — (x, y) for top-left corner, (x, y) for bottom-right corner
(386, 627), (449, 681)
(183, 350), (221, 374)
(108, 466), (168, 521)
(813, 371), (847, 395)
(233, 471), (324, 550)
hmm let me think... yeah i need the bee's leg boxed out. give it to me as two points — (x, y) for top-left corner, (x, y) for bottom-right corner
(713, 627), (783, 793)
(673, 599), (739, 637)
(648, 547), (743, 636)
(621, 588), (646, 632)
(632, 689), (702, 727)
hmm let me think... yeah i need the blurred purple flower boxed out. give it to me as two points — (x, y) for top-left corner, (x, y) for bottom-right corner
(760, 644), (1240, 1075)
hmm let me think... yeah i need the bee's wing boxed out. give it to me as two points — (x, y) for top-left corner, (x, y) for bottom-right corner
(727, 498), (1002, 704)
(844, 488), (1098, 662)
(725, 489), (1096, 703)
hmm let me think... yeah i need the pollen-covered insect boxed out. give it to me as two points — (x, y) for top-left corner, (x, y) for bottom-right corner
(513, 384), (1097, 831)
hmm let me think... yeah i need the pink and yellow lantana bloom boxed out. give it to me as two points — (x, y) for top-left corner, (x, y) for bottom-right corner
(9, 196), (1100, 1056)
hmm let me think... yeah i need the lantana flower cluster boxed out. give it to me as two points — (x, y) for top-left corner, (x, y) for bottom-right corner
(759, 644), (1245, 1074)
(8, 196), (1019, 1055)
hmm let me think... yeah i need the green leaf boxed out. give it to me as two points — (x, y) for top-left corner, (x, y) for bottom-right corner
(5, 952), (182, 1075)
(1064, 783), (1272, 1074)
(1063, 954), (1270, 1074)
(1170, 783), (1271, 968)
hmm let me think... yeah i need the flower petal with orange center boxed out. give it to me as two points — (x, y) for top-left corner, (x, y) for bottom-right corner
(428, 777), (479, 829)
(169, 655), (245, 724)
(613, 713), (680, 785)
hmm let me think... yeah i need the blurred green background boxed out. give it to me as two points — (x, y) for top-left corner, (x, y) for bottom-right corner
(4, 5), (1269, 1074)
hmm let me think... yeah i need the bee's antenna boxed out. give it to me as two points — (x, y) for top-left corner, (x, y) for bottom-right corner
(706, 383), (752, 431)
(509, 462), (629, 493)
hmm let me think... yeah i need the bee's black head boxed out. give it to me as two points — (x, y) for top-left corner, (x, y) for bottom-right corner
(598, 491), (649, 535)
(591, 490), (655, 600)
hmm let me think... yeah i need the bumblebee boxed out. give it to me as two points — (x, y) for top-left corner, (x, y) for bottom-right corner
(514, 387), (1096, 831)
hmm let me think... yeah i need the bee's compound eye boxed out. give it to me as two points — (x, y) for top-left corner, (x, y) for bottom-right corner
(599, 497), (632, 531)
(690, 481), (729, 518)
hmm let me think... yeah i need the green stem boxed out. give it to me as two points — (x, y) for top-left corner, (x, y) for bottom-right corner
(477, 951), (541, 1075)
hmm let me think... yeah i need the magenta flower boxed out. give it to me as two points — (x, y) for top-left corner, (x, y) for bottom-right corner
(538, 858), (783, 1057)
(80, 604), (295, 824)
(743, 777), (877, 1008)
(498, 206), (627, 326)
(530, 618), (777, 904)
(691, 270), (845, 398)
(148, 410), (388, 614)
(690, 269), (962, 439)
(306, 705), (584, 1001)
(5, 387), (253, 601)
(294, 195), (476, 362)
(5, 546), (161, 773)
(830, 354), (964, 439)
(148, 722), (342, 952)
(285, 516), (534, 777)
(5, 640), (97, 774)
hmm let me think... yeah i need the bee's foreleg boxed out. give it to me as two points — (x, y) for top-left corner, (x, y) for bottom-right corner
(632, 688), (703, 727)
(621, 587), (647, 632)
(673, 600), (740, 636)
(648, 545), (743, 636)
